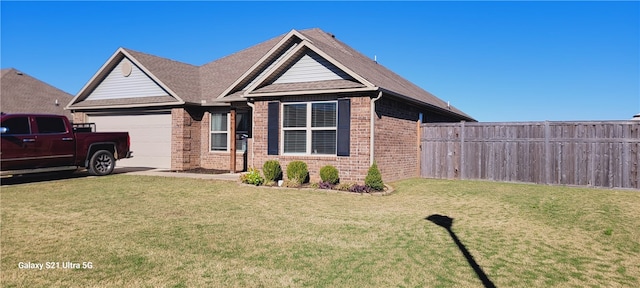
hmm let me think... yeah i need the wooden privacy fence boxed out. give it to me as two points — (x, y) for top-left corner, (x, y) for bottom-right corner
(420, 121), (640, 189)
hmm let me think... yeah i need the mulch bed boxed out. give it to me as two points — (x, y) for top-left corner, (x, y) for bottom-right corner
(174, 168), (230, 175)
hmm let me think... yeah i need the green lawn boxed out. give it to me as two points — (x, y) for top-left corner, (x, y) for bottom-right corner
(1, 175), (639, 287)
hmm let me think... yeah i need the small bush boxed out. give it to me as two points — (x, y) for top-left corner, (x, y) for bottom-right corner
(365, 162), (384, 191)
(318, 181), (334, 190)
(240, 168), (264, 186)
(286, 161), (308, 184)
(336, 183), (353, 191)
(349, 184), (370, 193)
(262, 160), (282, 181)
(282, 180), (301, 188)
(319, 165), (339, 184)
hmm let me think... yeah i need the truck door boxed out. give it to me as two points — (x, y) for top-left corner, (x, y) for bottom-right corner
(0, 115), (36, 170)
(32, 116), (75, 168)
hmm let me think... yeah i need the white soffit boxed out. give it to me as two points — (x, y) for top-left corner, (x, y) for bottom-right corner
(85, 58), (170, 101)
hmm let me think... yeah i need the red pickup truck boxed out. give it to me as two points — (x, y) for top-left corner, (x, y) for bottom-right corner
(1, 113), (132, 177)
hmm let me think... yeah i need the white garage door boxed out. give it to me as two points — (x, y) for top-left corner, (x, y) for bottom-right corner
(87, 113), (172, 169)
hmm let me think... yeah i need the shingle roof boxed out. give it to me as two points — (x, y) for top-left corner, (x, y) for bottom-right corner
(123, 48), (200, 103)
(199, 34), (284, 101)
(69, 28), (473, 120)
(1, 68), (72, 117)
(297, 28), (471, 119)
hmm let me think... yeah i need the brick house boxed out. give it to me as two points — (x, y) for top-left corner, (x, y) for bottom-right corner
(66, 28), (474, 182)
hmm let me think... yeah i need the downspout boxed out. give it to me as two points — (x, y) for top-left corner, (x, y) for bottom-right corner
(247, 101), (256, 168)
(370, 91), (383, 165)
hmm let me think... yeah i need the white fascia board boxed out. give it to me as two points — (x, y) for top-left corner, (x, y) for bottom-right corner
(66, 48), (185, 110)
(305, 42), (375, 88)
(242, 40), (375, 97)
(68, 101), (183, 111)
(216, 29), (309, 99)
(66, 48), (125, 109)
(65, 47), (185, 110)
(242, 42), (309, 94)
(119, 49), (186, 105)
(244, 86), (378, 98)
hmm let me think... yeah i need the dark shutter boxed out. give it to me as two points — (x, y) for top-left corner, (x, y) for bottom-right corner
(336, 99), (350, 156)
(267, 102), (279, 155)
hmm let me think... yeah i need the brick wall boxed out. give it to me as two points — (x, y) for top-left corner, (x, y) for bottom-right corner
(199, 109), (246, 172)
(251, 96), (371, 183)
(373, 97), (421, 182)
(171, 107), (202, 171)
(71, 112), (86, 123)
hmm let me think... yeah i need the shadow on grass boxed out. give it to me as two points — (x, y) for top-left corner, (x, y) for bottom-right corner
(426, 214), (496, 288)
(0, 167), (155, 186)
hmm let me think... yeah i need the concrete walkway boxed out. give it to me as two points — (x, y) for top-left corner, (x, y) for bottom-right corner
(115, 167), (241, 181)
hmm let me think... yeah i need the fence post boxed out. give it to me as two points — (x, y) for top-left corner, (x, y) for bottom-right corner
(460, 121), (465, 180)
(545, 121), (550, 185)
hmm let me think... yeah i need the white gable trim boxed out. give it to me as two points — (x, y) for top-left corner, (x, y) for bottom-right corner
(272, 50), (353, 84)
(216, 29), (310, 99)
(243, 40), (374, 96)
(67, 48), (184, 109)
(85, 58), (169, 101)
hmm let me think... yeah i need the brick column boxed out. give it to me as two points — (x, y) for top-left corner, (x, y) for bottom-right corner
(171, 108), (201, 171)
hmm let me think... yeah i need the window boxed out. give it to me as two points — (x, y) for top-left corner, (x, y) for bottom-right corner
(1, 117), (30, 135)
(210, 112), (251, 152)
(210, 113), (228, 151)
(282, 102), (337, 155)
(35, 117), (67, 134)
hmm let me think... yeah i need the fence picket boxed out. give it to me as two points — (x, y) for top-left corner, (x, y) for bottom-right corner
(420, 121), (640, 189)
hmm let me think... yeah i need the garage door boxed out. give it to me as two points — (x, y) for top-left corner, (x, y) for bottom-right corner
(87, 113), (172, 169)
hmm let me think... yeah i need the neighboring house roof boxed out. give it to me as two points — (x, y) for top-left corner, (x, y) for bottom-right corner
(67, 28), (473, 121)
(1, 68), (72, 117)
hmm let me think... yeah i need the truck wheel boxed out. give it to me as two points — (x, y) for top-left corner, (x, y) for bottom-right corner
(88, 150), (115, 176)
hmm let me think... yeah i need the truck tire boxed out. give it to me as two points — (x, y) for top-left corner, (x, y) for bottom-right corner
(88, 150), (115, 176)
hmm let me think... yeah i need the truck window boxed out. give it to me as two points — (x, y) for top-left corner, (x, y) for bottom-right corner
(35, 117), (67, 134)
(1, 117), (31, 134)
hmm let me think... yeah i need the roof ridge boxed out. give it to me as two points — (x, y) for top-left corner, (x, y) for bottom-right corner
(122, 47), (199, 68)
(199, 31), (287, 69)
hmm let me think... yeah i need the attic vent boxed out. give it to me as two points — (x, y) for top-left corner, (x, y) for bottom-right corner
(121, 60), (133, 77)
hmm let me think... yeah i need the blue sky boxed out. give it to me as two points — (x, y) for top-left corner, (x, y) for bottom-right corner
(1, 1), (638, 122)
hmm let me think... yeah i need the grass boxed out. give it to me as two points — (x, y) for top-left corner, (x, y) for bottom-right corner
(1, 175), (639, 287)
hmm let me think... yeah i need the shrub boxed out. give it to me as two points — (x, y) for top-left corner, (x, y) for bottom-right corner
(240, 168), (264, 186)
(262, 160), (282, 181)
(349, 184), (370, 193)
(318, 181), (334, 190)
(336, 183), (353, 191)
(282, 180), (301, 188)
(286, 161), (308, 184)
(319, 165), (339, 184)
(365, 162), (384, 191)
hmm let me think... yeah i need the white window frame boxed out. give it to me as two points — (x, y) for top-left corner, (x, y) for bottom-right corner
(209, 112), (230, 152)
(281, 101), (337, 156)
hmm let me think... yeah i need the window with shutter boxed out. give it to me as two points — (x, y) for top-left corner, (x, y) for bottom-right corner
(281, 101), (339, 155)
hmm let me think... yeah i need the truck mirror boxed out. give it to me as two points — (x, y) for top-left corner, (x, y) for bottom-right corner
(0, 127), (7, 134)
